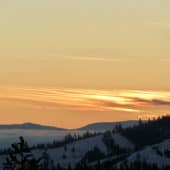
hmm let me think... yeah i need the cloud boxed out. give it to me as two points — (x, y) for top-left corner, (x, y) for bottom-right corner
(151, 99), (170, 106)
(127, 97), (170, 106)
(64, 56), (127, 62)
(0, 87), (170, 114)
(85, 98), (139, 113)
(160, 58), (170, 62)
(150, 21), (170, 28)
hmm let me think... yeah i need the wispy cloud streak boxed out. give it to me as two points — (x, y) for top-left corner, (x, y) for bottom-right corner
(160, 58), (170, 62)
(0, 87), (170, 113)
(65, 56), (127, 62)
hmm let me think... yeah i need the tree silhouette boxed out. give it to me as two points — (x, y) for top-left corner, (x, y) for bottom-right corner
(3, 136), (42, 170)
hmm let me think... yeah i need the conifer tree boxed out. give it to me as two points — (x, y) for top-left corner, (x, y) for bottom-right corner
(3, 136), (42, 170)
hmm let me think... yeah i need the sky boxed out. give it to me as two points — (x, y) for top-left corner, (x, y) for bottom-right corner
(0, 0), (170, 128)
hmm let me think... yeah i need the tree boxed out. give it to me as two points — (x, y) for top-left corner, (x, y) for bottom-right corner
(3, 136), (42, 170)
(67, 164), (72, 170)
(71, 147), (75, 153)
(41, 149), (50, 170)
(56, 163), (63, 170)
(62, 154), (67, 160)
(64, 145), (68, 152)
(81, 146), (105, 163)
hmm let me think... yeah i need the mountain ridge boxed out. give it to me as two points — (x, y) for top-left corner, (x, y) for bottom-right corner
(0, 122), (66, 131)
(0, 120), (139, 131)
(78, 120), (139, 131)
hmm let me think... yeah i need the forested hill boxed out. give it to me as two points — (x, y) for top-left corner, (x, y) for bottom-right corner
(120, 115), (170, 148)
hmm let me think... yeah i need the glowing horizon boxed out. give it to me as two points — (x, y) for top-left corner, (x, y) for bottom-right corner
(0, 86), (170, 128)
(0, 1), (170, 128)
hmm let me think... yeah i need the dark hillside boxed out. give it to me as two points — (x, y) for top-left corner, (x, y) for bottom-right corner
(121, 116), (170, 148)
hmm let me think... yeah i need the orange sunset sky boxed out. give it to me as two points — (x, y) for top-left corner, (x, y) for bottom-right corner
(0, 1), (170, 128)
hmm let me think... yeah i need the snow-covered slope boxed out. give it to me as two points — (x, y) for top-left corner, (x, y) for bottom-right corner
(6, 131), (170, 169)
(0, 133), (134, 169)
(112, 133), (135, 150)
(126, 139), (170, 167)
(3, 133), (169, 169)
(35, 135), (107, 168)
(0, 135), (107, 169)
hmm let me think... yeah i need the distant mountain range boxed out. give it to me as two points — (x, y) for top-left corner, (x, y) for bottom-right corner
(0, 122), (66, 131)
(0, 120), (139, 131)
